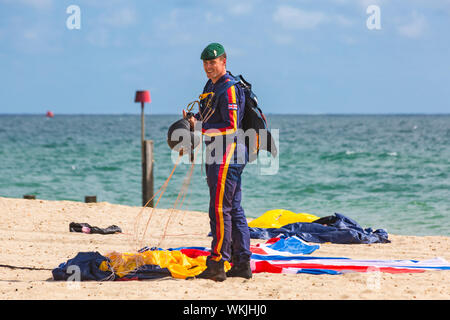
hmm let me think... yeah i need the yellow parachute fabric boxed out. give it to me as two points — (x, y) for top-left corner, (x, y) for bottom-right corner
(247, 209), (320, 229)
(99, 250), (231, 279)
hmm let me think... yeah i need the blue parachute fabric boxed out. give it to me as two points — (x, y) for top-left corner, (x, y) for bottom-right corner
(120, 264), (171, 280)
(251, 254), (349, 261)
(249, 213), (390, 244)
(52, 251), (113, 281)
(267, 236), (320, 254)
(296, 269), (342, 275)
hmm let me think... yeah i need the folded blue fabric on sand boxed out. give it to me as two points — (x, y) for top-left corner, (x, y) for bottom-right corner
(249, 213), (390, 244)
(52, 251), (113, 281)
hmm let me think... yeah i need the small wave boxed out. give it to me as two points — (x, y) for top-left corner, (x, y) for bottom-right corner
(320, 151), (366, 161)
(93, 165), (121, 172)
(42, 142), (69, 148)
(387, 152), (397, 156)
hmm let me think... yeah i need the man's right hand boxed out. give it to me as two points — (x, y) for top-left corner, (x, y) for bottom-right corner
(183, 109), (197, 130)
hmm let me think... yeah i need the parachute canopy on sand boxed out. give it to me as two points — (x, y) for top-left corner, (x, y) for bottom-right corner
(249, 213), (391, 244)
(248, 209), (320, 228)
(52, 236), (450, 281)
(99, 248), (231, 280)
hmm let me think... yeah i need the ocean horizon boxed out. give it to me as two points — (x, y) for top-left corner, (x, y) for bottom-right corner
(1, 113), (449, 116)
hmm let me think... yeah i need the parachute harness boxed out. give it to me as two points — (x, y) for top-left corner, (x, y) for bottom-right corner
(185, 91), (216, 122)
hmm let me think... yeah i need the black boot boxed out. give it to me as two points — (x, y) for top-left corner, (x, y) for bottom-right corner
(226, 260), (252, 279)
(196, 259), (227, 282)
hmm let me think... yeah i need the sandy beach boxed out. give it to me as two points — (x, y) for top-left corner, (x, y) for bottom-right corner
(0, 196), (449, 300)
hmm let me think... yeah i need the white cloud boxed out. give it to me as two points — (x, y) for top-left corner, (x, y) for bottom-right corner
(330, 0), (385, 8)
(356, 0), (385, 8)
(334, 15), (354, 27)
(87, 28), (113, 48)
(23, 0), (51, 8)
(152, 9), (193, 46)
(397, 12), (427, 38)
(340, 35), (357, 45)
(22, 29), (40, 41)
(271, 33), (295, 45)
(226, 46), (246, 57)
(157, 9), (182, 31)
(98, 7), (136, 27)
(273, 6), (327, 30)
(228, 3), (253, 16)
(205, 12), (224, 24)
(13, 23), (62, 53)
(85, 6), (136, 48)
(0, 0), (52, 9)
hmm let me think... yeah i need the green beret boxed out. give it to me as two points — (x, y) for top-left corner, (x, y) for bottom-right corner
(200, 43), (225, 60)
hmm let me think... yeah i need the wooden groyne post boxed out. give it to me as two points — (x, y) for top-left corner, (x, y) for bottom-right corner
(135, 90), (154, 207)
(85, 196), (97, 203)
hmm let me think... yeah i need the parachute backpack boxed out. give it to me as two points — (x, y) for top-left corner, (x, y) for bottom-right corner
(230, 73), (278, 163)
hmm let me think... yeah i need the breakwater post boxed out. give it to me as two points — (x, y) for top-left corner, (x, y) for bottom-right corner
(85, 196), (97, 203)
(134, 90), (154, 207)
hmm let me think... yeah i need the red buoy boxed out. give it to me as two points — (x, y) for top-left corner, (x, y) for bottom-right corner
(46, 111), (54, 118)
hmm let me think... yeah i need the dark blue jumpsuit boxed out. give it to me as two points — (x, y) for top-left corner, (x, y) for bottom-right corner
(194, 71), (251, 265)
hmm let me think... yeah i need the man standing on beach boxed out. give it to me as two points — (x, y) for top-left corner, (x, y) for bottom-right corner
(183, 43), (252, 281)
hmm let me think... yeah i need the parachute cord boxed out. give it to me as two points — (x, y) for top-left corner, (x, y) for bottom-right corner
(132, 182), (169, 248)
(186, 100), (203, 121)
(136, 153), (182, 250)
(133, 183), (164, 242)
(201, 106), (215, 124)
(162, 233), (205, 237)
(157, 145), (201, 247)
(189, 91), (215, 123)
(173, 155), (196, 210)
(0, 264), (53, 271)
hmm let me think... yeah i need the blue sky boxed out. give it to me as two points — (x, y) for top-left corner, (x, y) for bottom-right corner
(0, 0), (449, 114)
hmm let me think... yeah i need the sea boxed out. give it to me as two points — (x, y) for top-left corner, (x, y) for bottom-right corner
(0, 114), (449, 236)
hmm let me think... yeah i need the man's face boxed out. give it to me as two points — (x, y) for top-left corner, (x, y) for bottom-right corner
(203, 56), (226, 82)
